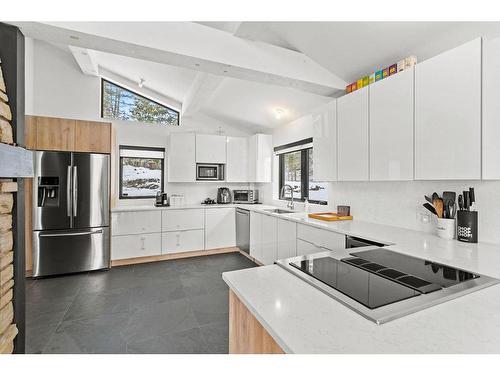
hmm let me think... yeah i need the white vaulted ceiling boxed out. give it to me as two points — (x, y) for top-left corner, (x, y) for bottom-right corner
(17, 21), (500, 131)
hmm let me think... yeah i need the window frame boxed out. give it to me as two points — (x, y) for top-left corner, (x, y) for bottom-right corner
(100, 78), (180, 126)
(277, 139), (328, 205)
(119, 145), (165, 200)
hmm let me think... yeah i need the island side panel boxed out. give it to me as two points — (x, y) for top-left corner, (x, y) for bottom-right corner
(228, 289), (284, 354)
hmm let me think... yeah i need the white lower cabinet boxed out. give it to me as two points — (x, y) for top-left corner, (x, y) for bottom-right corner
(261, 215), (278, 265)
(296, 224), (346, 251)
(296, 239), (323, 257)
(112, 211), (161, 236)
(250, 212), (263, 262)
(205, 208), (236, 249)
(111, 233), (161, 260)
(162, 230), (205, 254)
(277, 219), (296, 260)
(162, 209), (204, 231)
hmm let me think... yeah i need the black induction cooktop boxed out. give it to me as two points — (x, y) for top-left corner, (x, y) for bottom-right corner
(289, 249), (479, 310)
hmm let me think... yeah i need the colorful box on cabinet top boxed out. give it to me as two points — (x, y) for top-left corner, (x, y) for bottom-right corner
(345, 55), (417, 94)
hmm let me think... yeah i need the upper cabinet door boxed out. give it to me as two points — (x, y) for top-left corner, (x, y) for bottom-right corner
(195, 134), (227, 163)
(337, 87), (369, 181)
(370, 68), (414, 181)
(482, 37), (500, 180)
(35, 116), (76, 151)
(312, 101), (337, 181)
(248, 134), (272, 183)
(168, 133), (196, 182)
(226, 136), (249, 182)
(415, 38), (482, 180)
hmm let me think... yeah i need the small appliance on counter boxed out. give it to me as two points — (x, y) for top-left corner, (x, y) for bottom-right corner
(232, 189), (259, 204)
(155, 192), (169, 207)
(217, 187), (232, 204)
(202, 198), (217, 205)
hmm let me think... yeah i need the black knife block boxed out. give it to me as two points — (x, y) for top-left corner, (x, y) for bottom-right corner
(457, 211), (478, 243)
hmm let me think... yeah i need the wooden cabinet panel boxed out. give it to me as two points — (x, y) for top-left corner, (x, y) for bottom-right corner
(229, 290), (284, 354)
(24, 116), (111, 153)
(74, 120), (111, 153)
(35, 116), (75, 151)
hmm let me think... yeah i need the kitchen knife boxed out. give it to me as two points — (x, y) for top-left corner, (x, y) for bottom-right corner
(463, 191), (470, 211)
(423, 203), (437, 216)
(458, 194), (464, 211)
(469, 187), (475, 210)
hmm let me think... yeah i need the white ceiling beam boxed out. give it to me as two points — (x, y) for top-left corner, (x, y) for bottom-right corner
(14, 22), (347, 96)
(182, 72), (224, 116)
(68, 46), (99, 76)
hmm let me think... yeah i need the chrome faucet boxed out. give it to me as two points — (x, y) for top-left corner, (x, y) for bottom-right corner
(280, 184), (295, 211)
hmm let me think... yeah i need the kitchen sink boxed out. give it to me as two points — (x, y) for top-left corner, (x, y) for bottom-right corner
(264, 208), (294, 214)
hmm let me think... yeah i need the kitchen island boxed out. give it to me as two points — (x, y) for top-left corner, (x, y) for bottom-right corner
(222, 217), (500, 354)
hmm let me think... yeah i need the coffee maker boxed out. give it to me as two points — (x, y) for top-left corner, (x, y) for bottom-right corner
(217, 187), (232, 204)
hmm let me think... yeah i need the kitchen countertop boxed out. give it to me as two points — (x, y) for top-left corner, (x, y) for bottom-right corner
(110, 203), (277, 212)
(219, 207), (500, 353)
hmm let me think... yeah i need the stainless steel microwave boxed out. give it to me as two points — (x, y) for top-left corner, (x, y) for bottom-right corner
(196, 163), (224, 181)
(233, 189), (259, 204)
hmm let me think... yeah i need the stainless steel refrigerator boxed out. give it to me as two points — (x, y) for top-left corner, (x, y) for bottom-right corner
(32, 151), (110, 277)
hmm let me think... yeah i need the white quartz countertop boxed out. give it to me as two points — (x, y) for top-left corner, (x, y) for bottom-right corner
(110, 203), (277, 212)
(223, 265), (500, 354)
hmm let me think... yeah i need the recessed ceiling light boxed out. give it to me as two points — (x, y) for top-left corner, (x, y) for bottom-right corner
(274, 108), (286, 120)
(138, 78), (145, 88)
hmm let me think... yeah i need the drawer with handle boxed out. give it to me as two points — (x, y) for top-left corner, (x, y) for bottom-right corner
(162, 209), (204, 232)
(162, 229), (204, 254)
(111, 232), (161, 260)
(111, 211), (161, 235)
(297, 224), (346, 251)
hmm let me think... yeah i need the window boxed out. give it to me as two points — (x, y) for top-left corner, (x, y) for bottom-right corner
(101, 79), (179, 126)
(277, 140), (328, 205)
(119, 146), (165, 199)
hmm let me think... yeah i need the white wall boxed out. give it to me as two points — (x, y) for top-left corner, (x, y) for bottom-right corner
(269, 111), (500, 244)
(26, 39), (255, 206)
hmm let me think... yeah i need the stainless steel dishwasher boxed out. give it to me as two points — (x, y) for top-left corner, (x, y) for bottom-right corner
(236, 208), (250, 254)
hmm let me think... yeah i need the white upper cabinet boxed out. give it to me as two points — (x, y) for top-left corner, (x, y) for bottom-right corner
(482, 37), (500, 180)
(369, 68), (414, 181)
(248, 134), (273, 183)
(415, 38), (482, 180)
(226, 136), (249, 182)
(196, 134), (227, 164)
(168, 132), (196, 182)
(312, 101), (337, 181)
(337, 86), (369, 181)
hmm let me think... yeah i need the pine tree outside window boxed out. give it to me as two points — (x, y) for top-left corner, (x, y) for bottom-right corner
(101, 79), (179, 126)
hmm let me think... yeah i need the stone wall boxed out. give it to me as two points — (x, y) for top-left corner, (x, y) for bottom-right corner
(0, 61), (18, 354)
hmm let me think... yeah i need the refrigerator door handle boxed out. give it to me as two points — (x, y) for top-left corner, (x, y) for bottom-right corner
(39, 229), (104, 238)
(66, 166), (72, 217)
(73, 165), (78, 217)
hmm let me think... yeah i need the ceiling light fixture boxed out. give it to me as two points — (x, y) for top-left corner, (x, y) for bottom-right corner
(274, 108), (286, 120)
(138, 78), (145, 88)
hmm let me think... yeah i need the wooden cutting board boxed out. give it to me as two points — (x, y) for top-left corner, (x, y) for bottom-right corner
(308, 212), (353, 221)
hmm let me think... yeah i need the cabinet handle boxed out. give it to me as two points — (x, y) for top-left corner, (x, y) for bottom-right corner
(176, 232), (180, 246)
(140, 237), (145, 250)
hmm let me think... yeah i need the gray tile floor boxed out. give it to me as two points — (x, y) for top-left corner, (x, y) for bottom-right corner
(26, 253), (256, 354)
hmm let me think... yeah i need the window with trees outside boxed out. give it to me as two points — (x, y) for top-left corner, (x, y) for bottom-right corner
(101, 79), (180, 126)
(119, 146), (165, 199)
(278, 145), (328, 205)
